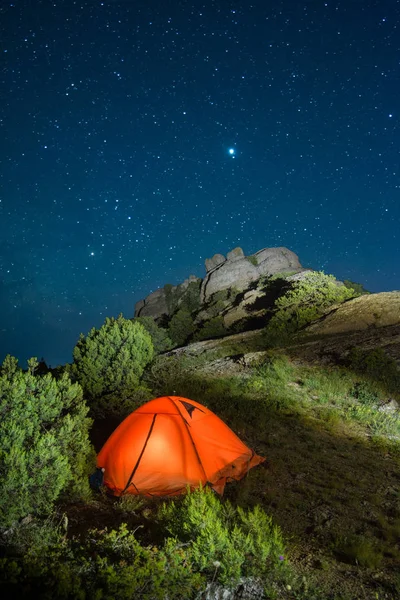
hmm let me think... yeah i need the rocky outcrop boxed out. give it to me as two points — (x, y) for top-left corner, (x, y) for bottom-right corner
(202, 247), (303, 302)
(165, 292), (400, 369)
(134, 288), (169, 320)
(302, 292), (400, 335)
(194, 271), (314, 331)
(287, 292), (400, 366)
(205, 253), (226, 272)
(135, 275), (201, 319)
(134, 246), (304, 321)
(200, 246), (303, 302)
(255, 246), (303, 274)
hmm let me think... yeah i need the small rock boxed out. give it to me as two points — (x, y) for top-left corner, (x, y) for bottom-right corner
(378, 399), (399, 413)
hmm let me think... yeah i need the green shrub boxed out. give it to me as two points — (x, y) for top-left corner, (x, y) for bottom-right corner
(265, 271), (355, 341)
(164, 283), (178, 314)
(347, 347), (400, 393)
(0, 356), (93, 526)
(349, 381), (380, 406)
(210, 289), (231, 303)
(131, 316), (173, 353)
(116, 494), (146, 514)
(301, 367), (351, 406)
(346, 401), (400, 438)
(89, 384), (153, 419)
(194, 316), (226, 341)
(333, 535), (383, 568)
(164, 280), (201, 315)
(0, 524), (204, 600)
(180, 280), (202, 313)
(201, 299), (228, 320)
(168, 309), (195, 346)
(72, 314), (154, 415)
(1, 512), (68, 557)
(247, 255), (258, 266)
(248, 354), (300, 412)
(159, 486), (285, 586)
(343, 280), (370, 295)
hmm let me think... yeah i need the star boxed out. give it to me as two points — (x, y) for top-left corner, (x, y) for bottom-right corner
(228, 148), (236, 157)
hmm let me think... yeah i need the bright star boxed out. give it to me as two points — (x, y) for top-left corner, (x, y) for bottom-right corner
(228, 148), (236, 157)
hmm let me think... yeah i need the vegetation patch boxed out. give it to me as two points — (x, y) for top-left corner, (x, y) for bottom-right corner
(2, 274), (400, 598)
(71, 314), (154, 417)
(264, 272), (356, 344)
(159, 485), (285, 587)
(246, 254), (258, 266)
(347, 347), (400, 394)
(0, 355), (93, 527)
(132, 316), (173, 353)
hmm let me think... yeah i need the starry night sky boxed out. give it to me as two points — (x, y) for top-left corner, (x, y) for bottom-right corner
(1, 0), (399, 368)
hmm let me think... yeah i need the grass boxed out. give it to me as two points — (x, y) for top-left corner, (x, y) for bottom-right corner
(140, 348), (400, 598)
(4, 346), (400, 599)
(332, 535), (384, 569)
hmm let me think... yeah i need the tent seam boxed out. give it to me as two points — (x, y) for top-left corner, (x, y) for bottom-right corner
(121, 414), (157, 495)
(170, 397), (209, 485)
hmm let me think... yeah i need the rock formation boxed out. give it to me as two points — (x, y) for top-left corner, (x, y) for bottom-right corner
(135, 288), (169, 320)
(200, 246), (303, 302)
(302, 291), (400, 335)
(165, 291), (400, 369)
(134, 246), (304, 320)
(135, 275), (201, 319)
(287, 291), (400, 366)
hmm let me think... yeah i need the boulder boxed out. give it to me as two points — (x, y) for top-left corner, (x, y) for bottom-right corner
(201, 246), (303, 302)
(134, 288), (169, 319)
(201, 259), (259, 302)
(255, 246), (302, 274)
(205, 253), (226, 272)
(226, 247), (245, 262)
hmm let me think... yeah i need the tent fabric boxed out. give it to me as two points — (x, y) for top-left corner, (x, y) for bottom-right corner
(97, 396), (265, 496)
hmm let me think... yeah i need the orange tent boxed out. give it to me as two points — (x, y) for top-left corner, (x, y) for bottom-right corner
(97, 396), (265, 496)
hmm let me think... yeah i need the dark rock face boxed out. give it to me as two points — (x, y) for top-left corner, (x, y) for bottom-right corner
(134, 246), (305, 321)
(134, 288), (169, 319)
(134, 275), (201, 319)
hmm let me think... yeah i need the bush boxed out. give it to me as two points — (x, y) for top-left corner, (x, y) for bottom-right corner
(159, 486), (285, 587)
(132, 316), (173, 353)
(143, 354), (205, 398)
(347, 347), (400, 392)
(333, 535), (383, 569)
(265, 272), (355, 341)
(0, 356), (93, 527)
(194, 316), (226, 341)
(72, 314), (154, 415)
(349, 381), (380, 406)
(0, 524), (204, 599)
(246, 255), (258, 266)
(164, 280), (201, 315)
(180, 280), (202, 313)
(168, 309), (195, 346)
(343, 280), (370, 295)
(89, 384), (153, 419)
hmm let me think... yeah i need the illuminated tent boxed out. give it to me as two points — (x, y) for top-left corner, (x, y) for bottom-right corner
(97, 396), (265, 496)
